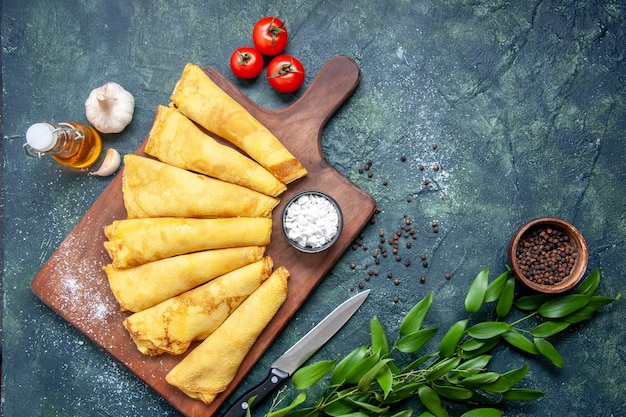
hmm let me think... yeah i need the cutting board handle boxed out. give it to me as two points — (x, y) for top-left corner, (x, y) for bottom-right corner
(281, 55), (360, 124)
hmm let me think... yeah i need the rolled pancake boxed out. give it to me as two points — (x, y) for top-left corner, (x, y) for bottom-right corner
(123, 257), (273, 356)
(166, 266), (290, 404)
(104, 217), (272, 268)
(170, 63), (307, 184)
(122, 155), (279, 219)
(103, 246), (265, 312)
(145, 105), (286, 197)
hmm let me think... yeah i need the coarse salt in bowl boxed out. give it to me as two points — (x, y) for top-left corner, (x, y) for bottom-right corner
(282, 190), (343, 253)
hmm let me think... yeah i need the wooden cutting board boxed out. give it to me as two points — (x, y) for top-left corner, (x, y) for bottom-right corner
(31, 55), (376, 417)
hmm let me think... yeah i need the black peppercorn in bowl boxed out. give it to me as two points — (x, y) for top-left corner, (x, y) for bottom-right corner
(281, 190), (343, 254)
(509, 217), (588, 294)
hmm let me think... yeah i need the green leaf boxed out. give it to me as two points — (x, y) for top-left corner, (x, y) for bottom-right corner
(403, 354), (436, 372)
(348, 399), (389, 414)
(502, 388), (545, 401)
(479, 377), (512, 393)
(588, 294), (621, 308)
(427, 357), (461, 381)
(503, 329), (538, 354)
(331, 345), (368, 385)
(370, 317), (389, 356)
(345, 351), (381, 385)
(418, 385), (449, 417)
(397, 328), (439, 353)
(357, 358), (394, 392)
(266, 391), (307, 417)
(530, 320), (570, 337)
(400, 292), (434, 336)
(453, 355), (491, 376)
(484, 270), (510, 302)
(460, 371), (501, 386)
(537, 294), (591, 318)
(389, 411), (414, 417)
(563, 305), (598, 323)
(458, 338), (501, 359)
(534, 338), (564, 368)
(431, 382), (474, 400)
(460, 408), (502, 417)
(501, 363), (529, 386)
(575, 268), (600, 295)
(467, 322), (511, 339)
(496, 277), (516, 317)
(417, 412), (437, 417)
(292, 359), (335, 389)
(465, 268), (489, 313)
(376, 364), (394, 399)
(459, 338), (490, 352)
(324, 394), (359, 415)
(514, 294), (553, 311)
(439, 319), (468, 357)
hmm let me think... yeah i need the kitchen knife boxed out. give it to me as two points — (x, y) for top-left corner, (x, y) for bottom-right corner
(223, 289), (370, 417)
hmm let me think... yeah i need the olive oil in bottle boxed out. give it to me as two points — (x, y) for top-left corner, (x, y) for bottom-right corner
(24, 121), (102, 169)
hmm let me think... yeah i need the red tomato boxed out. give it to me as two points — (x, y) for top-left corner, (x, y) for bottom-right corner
(266, 55), (305, 93)
(230, 47), (264, 79)
(252, 16), (288, 56)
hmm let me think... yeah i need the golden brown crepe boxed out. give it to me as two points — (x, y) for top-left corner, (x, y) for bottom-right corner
(103, 246), (265, 312)
(145, 105), (287, 197)
(123, 257), (273, 356)
(170, 63), (307, 184)
(103, 217), (272, 268)
(122, 154), (279, 219)
(165, 265), (290, 404)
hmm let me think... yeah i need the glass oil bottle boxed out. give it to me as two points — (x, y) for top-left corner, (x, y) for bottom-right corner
(24, 121), (103, 169)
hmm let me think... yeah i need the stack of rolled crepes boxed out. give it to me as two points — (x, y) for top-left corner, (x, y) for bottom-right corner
(101, 63), (307, 405)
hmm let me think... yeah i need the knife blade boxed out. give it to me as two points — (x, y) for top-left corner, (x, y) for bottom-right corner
(223, 289), (370, 417)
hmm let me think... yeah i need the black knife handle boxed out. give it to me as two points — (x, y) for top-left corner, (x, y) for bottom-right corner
(222, 367), (290, 417)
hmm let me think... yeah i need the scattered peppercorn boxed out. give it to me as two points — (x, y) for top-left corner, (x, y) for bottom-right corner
(359, 282), (364, 289)
(433, 226), (439, 233)
(350, 262), (356, 269)
(419, 165), (425, 171)
(400, 155), (407, 162)
(404, 259), (411, 267)
(420, 276), (426, 283)
(393, 296), (399, 303)
(424, 179), (430, 185)
(383, 179), (388, 185)
(407, 196), (412, 203)
(433, 163), (440, 171)
(420, 253), (427, 260)
(423, 261), (429, 268)
(406, 242), (412, 249)
(368, 172), (373, 178)
(394, 279), (401, 285)
(445, 273), (451, 280)
(432, 143), (438, 149)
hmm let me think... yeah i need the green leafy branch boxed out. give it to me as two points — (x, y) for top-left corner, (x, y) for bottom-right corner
(265, 267), (620, 417)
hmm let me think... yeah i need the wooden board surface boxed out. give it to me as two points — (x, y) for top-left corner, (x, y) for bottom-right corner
(30, 55), (376, 417)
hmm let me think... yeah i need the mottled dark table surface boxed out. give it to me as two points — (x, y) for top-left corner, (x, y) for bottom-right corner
(2, 1), (625, 416)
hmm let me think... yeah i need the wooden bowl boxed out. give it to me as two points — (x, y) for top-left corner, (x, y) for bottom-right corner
(509, 217), (588, 293)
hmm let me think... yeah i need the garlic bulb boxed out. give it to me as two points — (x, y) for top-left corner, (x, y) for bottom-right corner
(85, 82), (135, 133)
(89, 148), (121, 177)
